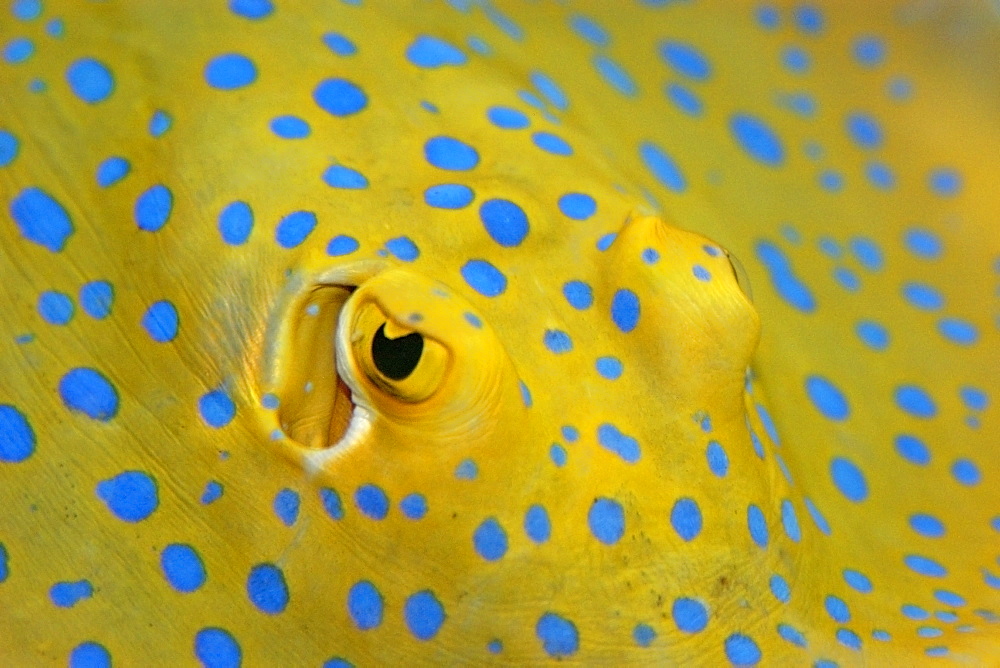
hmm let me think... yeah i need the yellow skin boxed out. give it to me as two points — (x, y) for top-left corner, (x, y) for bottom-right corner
(1, 0), (997, 665)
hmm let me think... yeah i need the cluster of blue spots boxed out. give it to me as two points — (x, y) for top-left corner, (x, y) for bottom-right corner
(639, 141), (686, 193)
(134, 184), (173, 232)
(66, 58), (115, 104)
(141, 300), (179, 343)
(853, 36), (886, 66)
(747, 504), (768, 548)
(270, 115), (311, 139)
(902, 282), (943, 310)
(273, 488), (300, 526)
(532, 131), (573, 156)
(770, 573), (791, 603)
(320, 487), (344, 520)
(96, 156), (130, 188)
(905, 554), (947, 578)
(400, 493), (427, 520)
(938, 317), (978, 346)
(425, 183), (474, 209)
(866, 162), (895, 189)
(473, 517), (508, 561)
(557, 193), (596, 220)
(670, 497), (702, 541)
(597, 423), (640, 463)
(894, 433), (930, 465)
(905, 228), (942, 259)
(313, 78), (367, 116)
(218, 201), (254, 245)
(706, 440), (729, 477)
(355, 484), (390, 520)
(951, 458), (981, 486)
(846, 112), (883, 149)
(731, 114), (784, 166)
(781, 46), (810, 73)
(592, 55), (637, 97)
(543, 329), (572, 354)
(780, 499), (801, 542)
(524, 504), (551, 543)
(928, 168), (961, 197)
(755, 242), (815, 312)
(247, 563), (289, 614)
(0, 404), (35, 463)
(384, 236), (419, 261)
(830, 456), (868, 502)
(843, 568), (873, 593)
(406, 35), (466, 67)
(50, 580), (93, 608)
(96, 470), (158, 522)
(404, 590), (446, 640)
(37, 290), (74, 325)
(204, 53), (257, 90)
(195, 628), (242, 668)
(323, 164), (369, 189)
(825, 595), (851, 623)
(275, 210), (317, 248)
(425, 135), (479, 170)
(347, 581), (384, 630)
(10, 187), (75, 252)
(805, 375), (849, 421)
(229, 0), (273, 19)
(455, 458), (478, 479)
(59, 367), (119, 421)
(610, 288), (640, 333)
(198, 389), (235, 428)
(149, 110), (172, 137)
(595, 356), (623, 380)
(69, 642), (111, 668)
(460, 259), (506, 297)
(725, 633), (762, 665)
(487, 106), (529, 129)
(562, 280), (593, 309)
(4, 37), (33, 64)
(480, 198), (529, 247)
(894, 384), (936, 418)
(569, 13), (609, 47)
(327, 235), (360, 256)
(588, 497), (625, 545)
(161, 543), (207, 593)
(201, 480), (224, 505)
(536, 612), (578, 657)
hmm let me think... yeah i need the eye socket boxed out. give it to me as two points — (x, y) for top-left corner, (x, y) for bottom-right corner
(351, 303), (449, 403)
(724, 250), (754, 302)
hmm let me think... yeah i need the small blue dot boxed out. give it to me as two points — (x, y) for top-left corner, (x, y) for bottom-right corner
(384, 236), (419, 261)
(562, 280), (593, 310)
(558, 192), (596, 220)
(50, 580), (93, 608)
(524, 504), (551, 543)
(275, 210), (317, 248)
(938, 318), (978, 346)
(639, 141), (686, 193)
(706, 440), (728, 477)
(569, 14), (609, 46)
(473, 517), (508, 561)
(532, 131), (573, 156)
(951, 459), (981, 486)
(96, 156), (130, 188)
(846, 112), (883, 149)
(854, 36), (886, 66)
(322, 32), (357, 56)
(610, 289), (640, 333)
(204, 53), (257, 90)
(633, 623), (656, 647)
(327, 235), (360, 256)
(400, 493), (427, 520)
(724, 633), (762, 665)
(905, 228), (942, 259)
(843, 568), (873, 593)
(855, 320), (889, 350)
(747, 504), (768, 547)
(269, 115), (310, 139)
(836, 628), (861, 650)
(480, 198), (529, 247)
(543, 329), (573, 354)
(218, 201), (254, 245)
(825, 595), (851, 623)
(10, 187), (75, 252)
(895, 434), (930, 465)
(60, 367), (119, 421)
(589, 497), (625, 545)
(770, 573), (791, 603)
(549, 443), (567, 467)
(323, 164), (368, 189)
(592, 55), (637, 97)
(0, 130), (19, 168)
(68, 641), (112, 668)
(0, 404), (35, 463)
(780, 499), (801, 542)
(320, 487), (344, 520)
(805, 375), (850, 420)
(830, 456), (868, 502)
(487, 106), (530, 129)
(909, 514), (945, 538)
(928, 168), (961, 197)
(904, 554), (947, 578)
(273, 488), (300, 527)
(731, 113), (784, 166)
(37, 291), (74, 325)
(659, 41), (711, 80)
(902, 282), (944, 310)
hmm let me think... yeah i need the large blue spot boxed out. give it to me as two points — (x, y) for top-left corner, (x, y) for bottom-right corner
(406, 35), (466, 67)
(846, 112), (883, 149)
(830, 456), (868, 502)
(473, 517), (508, 561)
(558, 193), (596, 220)
(659, 41), (711, 80)
(894, 433), (930, 465)
(425, 135), (479, 170)
(37, 290), (74, 325)
(198, 390), (235, 428)
(805, 375), (850, 420)
(902, 282), (943, 310)
(0, 404), (35, 463)
(327, 235), (360, 256)
(524, 504), (551, 543)
(96, 156), (130, 188)
(66, 58), (114, 103)
(670, 497), (702, 541)
(0, 129), (18, 167)
(747, 504), (768, 547)
(79, 280), (113, 319)
(96, 471), (158, 522)
(218, 201), (253, 245)
(755, 241), (815, 312)
(588, 497), (625, 545)
(134, 184), (173, 232)
(313, 78), (367, 116)
(12, 0), (42, 21)
(562, 280), (592, 309)
(323, 164), (368, 189)
(141, 300), (179, 343)
(639, 141), (686, 193)
(269, 115), (310, 139)
(68, 641), (111, 668)
(400, 493), (427, 520)
(610, 289), (640, 333)
(229, 0), (273, 19)
(275, 210), (316, 248)
(404, 590), (446, 640)
(597, 423), (640, 463)
(347, 580), (383, 630)
(60, 368), (119, 421)
(536, 613), (578, 657)
(910, 513), (945, 538)
(50, 580), (93, 607)
(10, 187), (75, 252)
(894, 385), (936, 418)
(938, 318), (978, 346)
(273, 488), (300, 526)
(725, 633), (762, 665)
(161, 543), (206, 593)
(355, 484), (390, 520)
(460, 259), (506, 297)
(384, 236), (419, 261)
(424, 183), (473, 209)
(731, 114), (784, 166)
(480, 198), (529, 247)
(592, 55), (637, 97)
(204, 53), (256, 90)
(672, 597), (708, 633)
(904, 554), (947, 578)
(247, 563), (289, 614)
(194, 628), (242, 668)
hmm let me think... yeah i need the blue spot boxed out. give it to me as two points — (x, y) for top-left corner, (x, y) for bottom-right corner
(96, 471), (158, 522)
(327, 235), (360, 256)
(406, 35), (466, 67)
(531, 71), (568, 110)
(536, 613), (578, 657)
(595, 356), (623, 380)
(665, 83), (703, 116)
(747, 504), (768, 547)
(673, 598), (708, 633)
(195, 628), (242, 668)
(9, 187), (75, 252)
(781, 46), (809, 73)
(487, 106), (529, 129)
(425, 184), (474, 209)
(320, 487), (344, 520)
(355, 484), (390, 520)
(480, 198), (529, 247)
(706, 440), (728, 477)
(902, 282), (943, 310)
(725, 633), (762, 665)
(597, 423), (640, 463)
(562, 280), (593, 309)
(270, 115), (310, 139)
(639, 142), (686, 193)
(60, 368), (119, 421)
(313, 78), (367, 116)
(769, 573), (790, 602)
(463, 312), (482, 328)
(934, 589), (965, 607)
(610, 289), (640, 333)
(160, 543), (206, 593)
(141, 300), (179, 343)
(781, 499), (801, 542)
(532, 131), (573, 156)
(843, 569), (872, 593)
(460, 259), (506, 297)
(825, 595), (851, 623)
(523, 504), (551, 543)
(660, 41), (711, 80)
(404, 590), (446, 640)
(201, 481), (224, 505)
(323, 164), (368, 189)
(0, 130), (19, 167)
(854, 36), (885, 66)
(596, 232), (617, 251)
(96, 156), (130, 188)
(960, 386), (988, 411)
(830, 457), (868, 502)
(323, 32), (356, 56)
(819, 170), (844, 192)
(952, 459), (981, 486)
(273, 488), (300, 527)
(473, 517), (508, 561)
(549, 444), (567, 467)
(425, 135), (479, 171)
(37, 291), (74, 325)
(731, 114), (784, 166)
(204, 53), (256, 90)
(855, 320), (888, 350)
(569, 14), (609, 46)
(384, 236), (419, 261)
(890, 77), (914, 99)
(902, 603), (929, 620)
(218, 201), (253, 245)
(558, 193), (596, 220)
(487, 640), (503, 654)
(0, 404), (35, 463)
(756, 4), (780, 28)
(929, 168), (961, 197)
(134, 184), (173, 232)
(543, 330), (572, 354)
(246, 563), (289, 614)
(68, 642), (111, 668)
(198, 390), (235, 428)
(275, 210), (316, 248)
(588, 497), (625, 545)
(794, 4), (824, 33)
(149, 110), (172, 137)
(846, 112), (883, 149)
(670, 497), (702, 541)
(12, 0), (42, 20)
(755, 242), (815, 311)
(837, 628), (861, 650)
(3, 37), (33, 64)
(910, 514), (945, 538)
(50, 580), (93, 608)
(642, 248), (660, 264)
(229, 0), (273, 19)
(866, 162), (895, 189)
(347, 581), (383, 630)
(895, 434), (930, 465)
(592, 55), (638, 96)
(938, 318), (978, 345)
(400, 493), (428, 520)
(66, 58), (114, 103)
(894, 385), (936, 418)
(805, 375), (849, 420)
(905, 228), (942, 259)
(455, 458), (478, 480)
(633, 623), (656, 647)
(777, 624), (806, 647)
(693, 265), (711, 281)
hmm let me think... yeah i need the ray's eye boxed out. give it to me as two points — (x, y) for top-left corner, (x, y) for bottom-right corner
(724, 250), (754, 302)
(352, 303), (449, 403)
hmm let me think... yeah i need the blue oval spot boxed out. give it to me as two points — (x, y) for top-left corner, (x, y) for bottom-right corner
(201, 481), (224, 505)
(894, 433), (930, 465)
(68, 642), (111, 668)
(50, 580), (93, 608)
(95, 156), (130, 188)
(639, 141), (686, 193)
(487, 105), (529, 129)
(424, 183), (474, 209)
(769, 573), (790, 603)
(0, 130), (19, 167)
(597, 423), (640, 463)
(404, 590), (446, 640)
(610, 289), (640, 333)
(161, 543), (206, 593)
(66, 58), (114, 103)
(194, 628), (242, 668)
(866, 161), (895, 189)
(706, 440), (728, 477)
(747, 504), (768, 547)
(218, 201), (253, 245)
(10, 187), (75, 252)
(905, 228), (941, 259)
(473, 517), (508, 561)
(524, 504), (551, 543)
(595, 356), (623, 380)
(60, 368), (119, 421)
(536, 612), (578, 657)
(725, 633), (762, 665)
(902, 282), (944, 310)
(273, 488), (300, 527)
(781, 499), (801, 542)
(825, 595), (851, 623)
(37, 290), (74, 325)
(731, 113), (784, 166)
(928, 168), (961, 197)
(659, 41), (711, 80)
(670, 497), (702, 541)
(592, 55), (637, 96)
(323, 32), (357, 56)
(269, 115), (310, 139)
(894, 385), (936, 418)
(0, 404), (35, 463)
(198, 390), (235, 428)
(355, 484), (389, 520)
(320, 487), (344, 520)
(846, 112), (883, 149)
(400, 493), (427, 520)
(805, 375), (850, 420)
(134, 184), (173, 232)
(96, 470), (158, 522)
(904, 554), (947, 578)
(531, 71), (568, 110)
(854, 36), (885, 66)
(229, 0), (273, 19)
(672, 597), (708, 633)
(532, 131), (573, 156)
(347, 580), (383, 630)
(141, 300), (179, 343)
(588, 497), (625, 545)
(246, 563), (289, 614)
(569, 14), (609, 46)
(204, 53), (256, 90)
(856, 320), (889, 350)
(275, 210), (317, 248)
(327, 235), (360, 256)
(425, 135), (478, 170)
(633, 623), (656, 647)
(480, 198), (529, 247)
(830, 456), (868, 502)
(562, 280), (592, 309)
(12, 0), (43, 21)
(313, 78), (367, 116)
(323, 164), (368, 189)
(665, 82), (703, 116)
(543, 329), (572, 354)
(910, 513), (945, 538)
(460, 259), (506, 297)
(406, 35), (466, 68)
(79, 280), (113, 319)
(777, 623), (806, 647)
(843, 568), (872, 593)
(938, 318), (978, 346)
(148, 109), (172, 138)
(755, 241), (815, 311)
(558, 192), (596, 220)
(384, 236), (419, 261)
(952, 458), (981, 486)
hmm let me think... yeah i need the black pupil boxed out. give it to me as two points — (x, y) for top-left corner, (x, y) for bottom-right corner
(371, 323), (424, 380)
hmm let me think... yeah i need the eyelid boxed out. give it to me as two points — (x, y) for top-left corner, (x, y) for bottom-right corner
(724, 250), (754, 302)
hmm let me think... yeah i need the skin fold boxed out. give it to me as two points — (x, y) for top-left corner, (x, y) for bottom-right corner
(0, 0), (997, 665)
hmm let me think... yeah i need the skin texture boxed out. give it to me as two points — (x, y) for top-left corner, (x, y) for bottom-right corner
(0, 0), (998, 665)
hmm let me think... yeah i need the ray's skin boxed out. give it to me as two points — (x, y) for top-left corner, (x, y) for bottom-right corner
(1, 1), (998, 665)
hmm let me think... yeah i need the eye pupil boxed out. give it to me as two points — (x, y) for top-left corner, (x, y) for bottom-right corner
(371, 323), (424, 380)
